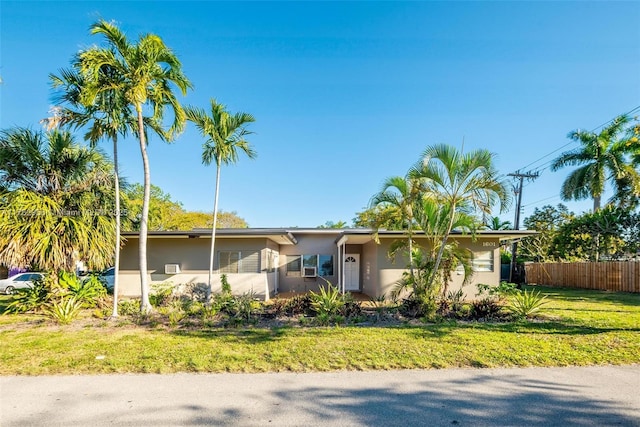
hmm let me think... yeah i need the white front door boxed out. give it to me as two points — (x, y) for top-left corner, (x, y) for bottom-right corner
(344, 254), (360, 291)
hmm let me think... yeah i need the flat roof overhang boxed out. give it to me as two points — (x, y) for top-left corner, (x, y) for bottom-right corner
(121, 229), (298, 245)
(122, 228), (538, 246)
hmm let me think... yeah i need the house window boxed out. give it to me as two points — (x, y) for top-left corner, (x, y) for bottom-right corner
(286, 254), (334, 276)
(219, 251), (259, 274)
(286, 255), (301, 276)
(319, 255), (334, 276)
(472, 251), (494, 272)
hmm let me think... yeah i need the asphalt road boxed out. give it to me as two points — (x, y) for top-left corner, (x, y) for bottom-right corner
(2, 365), (639, 426)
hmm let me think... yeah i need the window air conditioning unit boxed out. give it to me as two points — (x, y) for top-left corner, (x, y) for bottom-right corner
(302, 266), (317, 277)
(164, 264), (181, 274)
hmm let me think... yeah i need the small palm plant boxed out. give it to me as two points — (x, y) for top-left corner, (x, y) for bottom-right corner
(507, 289), (548, 319)
(309, 284), (344, 325)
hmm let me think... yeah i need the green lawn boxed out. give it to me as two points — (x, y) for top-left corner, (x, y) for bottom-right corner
(1, 286), (638, 375)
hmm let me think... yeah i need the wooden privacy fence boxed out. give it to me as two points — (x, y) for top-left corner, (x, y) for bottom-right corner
(525, 262), (640, 293)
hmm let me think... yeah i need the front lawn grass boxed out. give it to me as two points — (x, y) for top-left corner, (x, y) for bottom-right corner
(1, 286), (638, 375)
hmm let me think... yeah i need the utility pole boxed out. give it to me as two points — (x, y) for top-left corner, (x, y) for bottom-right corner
(508, 170), (539, 283)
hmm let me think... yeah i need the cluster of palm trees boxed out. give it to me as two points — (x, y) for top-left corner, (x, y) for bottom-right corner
(369, 144), (511, 308)
(1, 20), (256, 315)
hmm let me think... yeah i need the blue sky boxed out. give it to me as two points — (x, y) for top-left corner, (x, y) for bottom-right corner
(1, 1), (639, 228)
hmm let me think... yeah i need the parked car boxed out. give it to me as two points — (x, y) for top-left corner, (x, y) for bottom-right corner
(0, 272), (45, 295)
(98, 267), (115, 291)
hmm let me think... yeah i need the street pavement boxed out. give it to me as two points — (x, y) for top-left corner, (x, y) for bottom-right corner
(1, 365), (639, 426)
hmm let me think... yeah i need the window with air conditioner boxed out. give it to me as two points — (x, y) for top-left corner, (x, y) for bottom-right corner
(165, 264), (181, 274)
(303, 266), (317, 277)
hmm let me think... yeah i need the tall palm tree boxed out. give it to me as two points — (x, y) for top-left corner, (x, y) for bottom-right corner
(551, 115), (639, 212)
(79, 20), (192, 312)
(0, 128), (115, 271)
(49, 65), (137, 318)
(409, 144), (510, 291)
(185, 99), (256, 300)
(369, 175), (422, 277)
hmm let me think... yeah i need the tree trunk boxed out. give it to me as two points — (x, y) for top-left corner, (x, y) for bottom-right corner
(136, 105), (152, 313)
(593, 195), (601, 212)
(428, 203), (457, 296)
(110, 137), (121, 318)
(207, 159), (222, 303)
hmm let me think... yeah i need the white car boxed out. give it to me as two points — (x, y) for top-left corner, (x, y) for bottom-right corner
(0, 272), (45, 295)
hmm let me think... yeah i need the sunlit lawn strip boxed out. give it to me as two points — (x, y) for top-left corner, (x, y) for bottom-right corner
(1, 286), (638, 375)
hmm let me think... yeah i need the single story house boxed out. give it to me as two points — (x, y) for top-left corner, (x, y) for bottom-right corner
(117, 228), (535, 300)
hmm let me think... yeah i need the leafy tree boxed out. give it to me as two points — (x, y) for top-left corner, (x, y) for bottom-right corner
(124, 184), (249, 230)
(79, 20), (192, 312)
(216, 211), (249, 228)
(0, 128), (115, 271)
(518, 204), (574, 262)
(185, 99), (256, 299)
(352, 205), (404, 229)
(318, 221), (348, 229)
(551, 115), (640, 212)
(124, 184), (183, 231)
(409, 144), (510, 295)
(551, 206), (639, 261)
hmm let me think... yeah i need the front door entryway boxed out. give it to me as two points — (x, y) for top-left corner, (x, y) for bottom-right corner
(344, 254), (360, 291)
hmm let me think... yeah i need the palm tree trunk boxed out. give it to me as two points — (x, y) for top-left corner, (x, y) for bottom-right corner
(593, 195), (601, 212)
(408, 226), (414, 278)
(136, 105), (152, 313)
(207, 159), (222, 303)
(428, 204), (457, 296)
(110, 137), (120, 318)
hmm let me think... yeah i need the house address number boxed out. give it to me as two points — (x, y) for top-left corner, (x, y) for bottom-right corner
(482, 242), (496, 247)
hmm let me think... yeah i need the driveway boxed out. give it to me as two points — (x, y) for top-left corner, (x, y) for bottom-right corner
(2, 365), (639, 426)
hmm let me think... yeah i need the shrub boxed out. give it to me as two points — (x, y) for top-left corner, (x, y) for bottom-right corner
(4, 276), (53, 314)
(118, 299), (141, 316)
(339, 293), (362, 318)
(507, 289), (548, 319)
(229, 292), (261, 321)
(220, 274), (232, 294)
(477, 282), (518, 299)
(310, 285), (344, 317)
(150, 282), (175, 307)
(470, 297), (504, 320)
(285, 294), (312, 316)
(438, 289), (468, 319)
(61, 273), (107, 308)
(45, 296), (83, 324)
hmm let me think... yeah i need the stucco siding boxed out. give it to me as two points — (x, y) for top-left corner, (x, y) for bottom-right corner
(278, 233), (339, 293)
(375, 236), (502, 299)
(361, 240), (378, 297)
(118, 237), (275, 300)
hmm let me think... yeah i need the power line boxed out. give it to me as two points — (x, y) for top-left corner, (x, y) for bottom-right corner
(514, 105), (640, 173)
(522, 194), (561, 207)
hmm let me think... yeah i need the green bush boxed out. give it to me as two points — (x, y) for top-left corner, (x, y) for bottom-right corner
(477, 281), (518, 299)
(507, 289), (548, 319)
(45, 296), (83, 324)
(339, 293), (362, 318)
(310, 285), (344, 317)
(61, 273), (107, 307)
(470, 297), (504, 320)
(118, 299), (141, 316)
(4, 276), (52, 314)
(150, 282), (175, 307)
